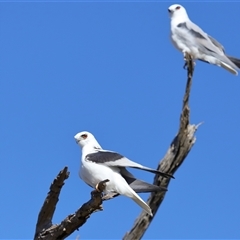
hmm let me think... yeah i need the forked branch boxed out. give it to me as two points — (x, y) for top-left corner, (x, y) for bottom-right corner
(34, 177), (108, 240)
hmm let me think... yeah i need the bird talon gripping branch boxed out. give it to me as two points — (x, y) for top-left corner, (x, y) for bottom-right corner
(183, 61), (188, 69)
(95, 183), (101, 192)
(95, 179), (110, 192)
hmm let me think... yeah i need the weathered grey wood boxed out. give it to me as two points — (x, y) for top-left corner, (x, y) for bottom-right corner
(34, 177), (108, 240)
(34, 56), (199, 240)
(34, 167), (69, 240)
(123, 56), (200, 240)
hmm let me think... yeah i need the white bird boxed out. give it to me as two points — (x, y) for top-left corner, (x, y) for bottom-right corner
(74, 131), (173, 216)
(168, 4), (240, 75)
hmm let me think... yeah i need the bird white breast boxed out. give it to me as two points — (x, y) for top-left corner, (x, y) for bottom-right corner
(170, 19), (199, 58)
(79, 159), (127, 194)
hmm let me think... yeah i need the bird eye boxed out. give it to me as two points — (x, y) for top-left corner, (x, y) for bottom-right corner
(176, 6), (181, 10)
(81, 134), (88, 139)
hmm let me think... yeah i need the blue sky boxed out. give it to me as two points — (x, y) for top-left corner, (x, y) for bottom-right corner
(1, 1), (240, 239)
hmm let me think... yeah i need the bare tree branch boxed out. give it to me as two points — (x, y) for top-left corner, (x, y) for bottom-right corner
(34, 167), (69, 239)
(34, 56), (200, 240)
(34, 177), (109, 240)
(123, 56), (200, 240)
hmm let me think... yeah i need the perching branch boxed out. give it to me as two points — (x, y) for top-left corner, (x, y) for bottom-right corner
(34, 167), (69, 239)
(34, 55), (200, 240)
(123, 55), (201, 240)
(34, 176), (109, 240)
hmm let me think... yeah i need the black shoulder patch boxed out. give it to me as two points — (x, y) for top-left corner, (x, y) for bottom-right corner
(177, 22), (187, 28)
(86, 151), (124, 163)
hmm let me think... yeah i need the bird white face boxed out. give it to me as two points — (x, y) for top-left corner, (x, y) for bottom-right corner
(74, 131), (94, 148)
(168, 4), (187, 18)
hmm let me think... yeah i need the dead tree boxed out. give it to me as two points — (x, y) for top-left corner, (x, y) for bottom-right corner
(34, 57), (200, 240)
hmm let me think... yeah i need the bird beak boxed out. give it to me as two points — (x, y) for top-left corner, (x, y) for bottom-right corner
(74, 137), (80, 144)
(168, 9), (172, 13)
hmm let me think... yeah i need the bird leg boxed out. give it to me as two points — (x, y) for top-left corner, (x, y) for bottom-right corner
(95, 179), (110, 192)
(183, 52), (194, 69)
(183, 61), (188, 69)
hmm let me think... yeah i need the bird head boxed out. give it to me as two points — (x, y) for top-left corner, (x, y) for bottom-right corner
(168, 4), (188, 20)
(74, 131), (101, 150)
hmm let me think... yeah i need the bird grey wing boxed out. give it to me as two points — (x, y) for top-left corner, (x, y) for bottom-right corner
(120, 168), (167, 193)
(207, 35), (240, 69)
(206, 34), (240, 68)
(129, 179), (167, 193)
(86, 151), (173, 178)
(115, 158), (173, 178)
(207, 34), (225, 53)
(179, 21), (224, 55)
(179, 21), (239, 72)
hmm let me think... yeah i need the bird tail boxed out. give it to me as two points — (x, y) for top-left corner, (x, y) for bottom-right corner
(227, 55), (240, 69)
(220, 54), (240, 75)
(116, 170), (153, 215)
(129, 190), (153, 216)
(214, 53), (239, 75)
(219, 61), (238, 75)
(127, 178), (167, 193)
